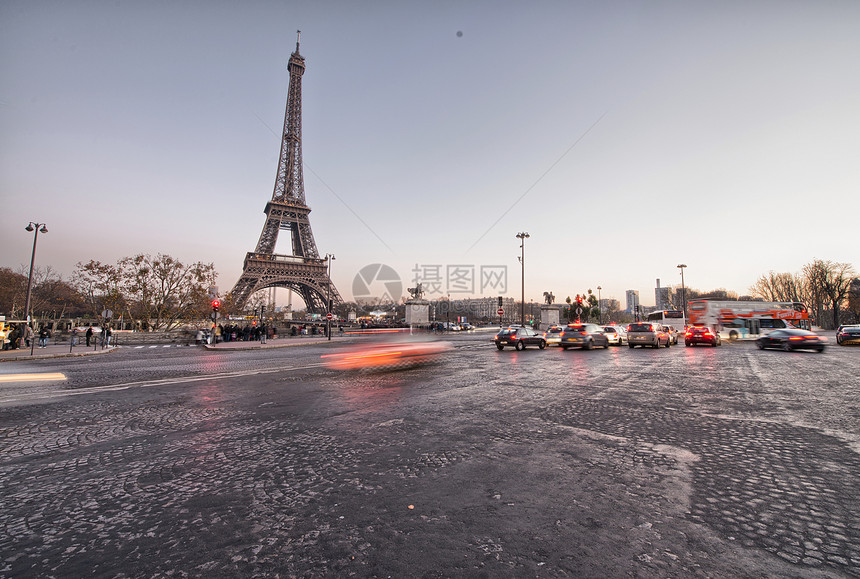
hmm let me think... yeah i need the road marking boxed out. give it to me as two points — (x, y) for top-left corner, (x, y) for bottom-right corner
(0, 373), (67, 383)
(0, 363), (329, 404)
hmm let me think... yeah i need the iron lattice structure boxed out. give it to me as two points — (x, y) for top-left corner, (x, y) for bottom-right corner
(230, 35), (343, 313)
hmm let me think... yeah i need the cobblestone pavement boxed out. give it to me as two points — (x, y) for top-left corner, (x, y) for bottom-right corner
(0, 336), (858, 577)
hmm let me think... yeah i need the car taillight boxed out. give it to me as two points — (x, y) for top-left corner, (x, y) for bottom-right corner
(703, 331), (712, 337)
(685, 332), (692, 337)
(789, 336), (805, 341)
(580, 332), (588, 336)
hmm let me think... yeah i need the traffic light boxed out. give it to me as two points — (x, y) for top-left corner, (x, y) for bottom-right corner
(576, 295), (583, 306)
(498, 296), (503, 307)
(211, 299), (221, 312)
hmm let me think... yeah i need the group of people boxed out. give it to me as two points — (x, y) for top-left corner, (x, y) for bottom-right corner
(0, 323), (53, 350)
(216, 323), (270, 343)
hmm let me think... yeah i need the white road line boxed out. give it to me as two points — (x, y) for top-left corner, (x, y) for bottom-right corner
(0, 362), (330, 404)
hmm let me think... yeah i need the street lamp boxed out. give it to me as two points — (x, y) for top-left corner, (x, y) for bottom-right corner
(326, 254), (335, 341)
(24, 222), (48, 356)
(516, 232), (529, 326)
(677, 264), (687, 322)
(597, 286), (602, 324)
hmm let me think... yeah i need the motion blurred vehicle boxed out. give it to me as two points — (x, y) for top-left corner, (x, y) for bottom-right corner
(755, 329), (826, 352)
(460, 323), (474, 331)
(684, 325), (721, 347)
(836, 325), (860, 346)
(559, 324), (609, 350)
(627, 322), (670, 348)
(664, 325), (680, 345)
(322, 337), (452, 370)
(602, 325), (626, 345)
(542, 325), (565, 346)
(495, 327), (546, 350)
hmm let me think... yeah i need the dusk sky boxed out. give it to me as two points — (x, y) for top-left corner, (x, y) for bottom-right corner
(2, 1), (858, 309)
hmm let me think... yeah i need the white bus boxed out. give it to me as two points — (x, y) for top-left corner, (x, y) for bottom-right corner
(687, 300), (811, 340)
(646, 310), (686, 332)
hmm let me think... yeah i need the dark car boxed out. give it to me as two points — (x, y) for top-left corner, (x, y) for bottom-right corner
(755, 329), (826, 352)
(836, 324), (860, 346)
(559, 323), (609, 350)
(627, 322), (670, 348)
(684, 325), (721, 347)
(495, 327), (546, 350)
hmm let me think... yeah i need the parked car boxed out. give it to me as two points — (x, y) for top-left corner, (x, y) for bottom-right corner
(542, 325), (565, 346)
(602, 325), (626, 345)
(684, 325), (721, 347)
(495, 327), (546, 350)
(559, 323), (609, 350)
(755, 329), (826, 352)
(836, 324), (860, 346)
(627, 322), (670, 348)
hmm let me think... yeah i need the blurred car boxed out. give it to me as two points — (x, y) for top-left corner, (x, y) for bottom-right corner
(755, 329), (826, 352)
(322, 338), (452, 370)
(684, 325), (721, 347)
(460, 323), (475, 331)
(836, 324), (860, 346)
(542, 325), (565, 346)
(559, 323), (609, 350)
(664, 325), (681, 345)
(627, 322), (670, 348)
(602, 325), (626, 345)
(495, 327), (546, 350)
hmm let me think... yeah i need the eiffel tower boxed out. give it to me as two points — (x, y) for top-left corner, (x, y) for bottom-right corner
(230, 33), (342, 313)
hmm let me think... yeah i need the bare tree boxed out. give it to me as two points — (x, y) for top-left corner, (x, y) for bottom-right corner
(846, 278), (860, 324)
(803, 259), (856, 329)
(749, 272), (805, 303)
(120, 254), (217, 331)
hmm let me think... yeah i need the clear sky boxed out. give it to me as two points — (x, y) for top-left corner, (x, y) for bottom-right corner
(2, 0), (858, 309)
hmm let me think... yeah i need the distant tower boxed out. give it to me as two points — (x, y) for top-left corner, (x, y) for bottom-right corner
(626, 289), (640, 312)
(230, 32), (342, 313)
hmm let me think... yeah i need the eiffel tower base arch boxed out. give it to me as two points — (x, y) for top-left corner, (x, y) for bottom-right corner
(231, 253), (343, 314)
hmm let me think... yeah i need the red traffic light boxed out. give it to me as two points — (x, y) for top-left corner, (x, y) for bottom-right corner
(211, 299), (221, 310)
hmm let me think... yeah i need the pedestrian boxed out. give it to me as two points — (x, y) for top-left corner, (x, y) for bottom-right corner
(38, 326), (49, 348)
(85, 326), (93, 347)
(24, 324), (34, 348)
(71, 327), (79, 347)
(260, 324), (267, 344)
(105, 326), (112, 347)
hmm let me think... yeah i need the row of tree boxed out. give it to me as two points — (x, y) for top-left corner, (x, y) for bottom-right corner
(0, 254), (217, 331)
(749, 259), (858, 330)
(2, 257), (857, 331)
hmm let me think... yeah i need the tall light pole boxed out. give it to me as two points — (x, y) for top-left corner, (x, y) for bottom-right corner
(597, 286), (602, 324)
(516, 232), (529, 326)
(326, 254), (335, 341)
(24, 223), (48, 356)
(677, 264), (687, 322)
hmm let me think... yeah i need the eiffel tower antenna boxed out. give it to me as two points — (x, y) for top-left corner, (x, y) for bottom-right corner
(230, 40), (343, 314)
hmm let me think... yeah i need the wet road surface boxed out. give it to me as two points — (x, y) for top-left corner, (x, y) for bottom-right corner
(1, 333), (858, 577)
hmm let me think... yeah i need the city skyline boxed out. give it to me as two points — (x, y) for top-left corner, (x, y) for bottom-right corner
(2, 2), (858, 309)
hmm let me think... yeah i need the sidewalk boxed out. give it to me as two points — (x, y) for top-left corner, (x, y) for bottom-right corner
(0, 343), (117, 363)
(203, 335), (350, 351)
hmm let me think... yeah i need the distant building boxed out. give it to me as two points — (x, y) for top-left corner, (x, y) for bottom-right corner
(625, 290), (640, 312)
(655, 278), (671, 311)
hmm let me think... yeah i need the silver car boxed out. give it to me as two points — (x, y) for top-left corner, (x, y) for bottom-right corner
(602, 325), (627, 346)
(560, 324), (610, 350)
(627, 322), (671, 348)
